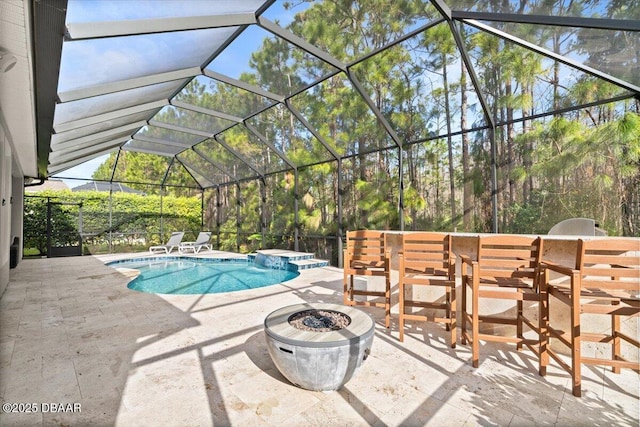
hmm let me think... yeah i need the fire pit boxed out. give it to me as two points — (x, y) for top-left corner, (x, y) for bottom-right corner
(264, 303), (375, 392)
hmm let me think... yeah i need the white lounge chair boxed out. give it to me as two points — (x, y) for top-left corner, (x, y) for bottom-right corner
(149, 232), (184, 254)
(179, 232), (212, 254)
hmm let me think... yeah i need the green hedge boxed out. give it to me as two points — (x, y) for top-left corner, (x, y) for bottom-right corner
(24, 190), (202, 255)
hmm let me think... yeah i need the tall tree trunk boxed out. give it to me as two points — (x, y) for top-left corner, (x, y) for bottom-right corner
(407, 145), (417, 230)
(506, 79), (516, 208)
(442, 54), (456, 227)
(461, 61), (472, 231)
(552, 35), (561, 112)
(523, 81), (533, 203)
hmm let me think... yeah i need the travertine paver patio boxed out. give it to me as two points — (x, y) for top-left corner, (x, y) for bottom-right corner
(1, 253), (638, 426)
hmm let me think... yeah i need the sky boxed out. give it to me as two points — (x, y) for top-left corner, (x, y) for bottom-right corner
(52, 0), (303, 188)
(56, 154), (111, 188)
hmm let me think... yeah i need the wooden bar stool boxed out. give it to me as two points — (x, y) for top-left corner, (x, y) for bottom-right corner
(539, 238), (640, 397)
(461, 235), (545, 371)
(343, 230), (391, 328)
(398, 232), (456, 347)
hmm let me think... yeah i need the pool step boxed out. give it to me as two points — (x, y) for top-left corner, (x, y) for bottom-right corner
(249, 249), (329, 271)
(288, 258), (329, 271)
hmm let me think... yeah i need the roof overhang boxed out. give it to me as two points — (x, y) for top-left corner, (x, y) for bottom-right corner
(0, 0), (40, 177)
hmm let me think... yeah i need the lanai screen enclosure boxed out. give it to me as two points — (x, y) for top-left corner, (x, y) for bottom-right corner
(24, 0), (640, 259)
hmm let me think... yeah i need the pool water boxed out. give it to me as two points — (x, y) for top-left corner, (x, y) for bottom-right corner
(109, 258), (299, 294)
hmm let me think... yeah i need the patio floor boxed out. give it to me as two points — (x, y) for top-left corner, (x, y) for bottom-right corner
(1, 253), (638, 426)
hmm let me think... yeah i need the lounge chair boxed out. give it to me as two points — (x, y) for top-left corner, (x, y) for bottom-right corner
(149, 231), (184, 254)
(178, 232), (212, 254)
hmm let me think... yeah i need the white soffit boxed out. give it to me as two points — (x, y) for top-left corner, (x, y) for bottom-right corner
(0, 0), (37, 177)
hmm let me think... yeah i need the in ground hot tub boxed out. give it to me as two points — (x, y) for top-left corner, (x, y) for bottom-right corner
(264, 303), (374, 392)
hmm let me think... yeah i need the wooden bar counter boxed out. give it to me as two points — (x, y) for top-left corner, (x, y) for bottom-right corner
(361, 231), (639, 360)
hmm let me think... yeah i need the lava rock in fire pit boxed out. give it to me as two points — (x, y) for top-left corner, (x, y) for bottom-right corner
(289, 309), (351, 332)
(304, 315), (332, 329)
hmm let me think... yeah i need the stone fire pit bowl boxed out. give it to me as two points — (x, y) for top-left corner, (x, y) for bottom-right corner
(264, 303), (375, 392)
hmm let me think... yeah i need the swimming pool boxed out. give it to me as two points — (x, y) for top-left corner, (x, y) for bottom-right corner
(108, 258), (299, 294)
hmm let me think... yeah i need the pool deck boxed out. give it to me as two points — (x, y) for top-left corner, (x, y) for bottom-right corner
(1, 252), (638, 426)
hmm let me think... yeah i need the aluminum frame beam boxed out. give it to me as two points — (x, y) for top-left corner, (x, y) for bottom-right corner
(47, 175), (199, 190)
(132, 134), (203, 148)
(174, 158), (205, 190)
(284, 100), (340, 161)
(203, 69), (285, 102)
(49, 137), (129, 167)
(159, 157), (175, 187)
(448, 22), (496, 128)
(465, 19), (640, 94)
(58, 68), (200, 102)
(450, 20), (498, 231)
(192, 146), (237, 182)
(257, 16), (346, 71)
(212, 135), (265, 178)
(65, 13), (256, 40)
(451, 11), (640, 32)
(408, 94), (639, 147)
(51, 120), (147, 151)
(177, 156), (217, 188)
(432, 0), (452, 19)
(494, 92), (638, 127)
(124, 146), (182, 157)
(346, 66), (406, 229)
(52, 116), (147, 146)
(49, 136), (130, 164)
(109, 148), (122, 181)
(171, 100), (243, 123)
(244, 122), (296, 170)
(346, 18), (447, 68)
(48, 147), (120, 175)
(148, 120), (213, 138)
(345, 70), (404, 148)
(54, 100), (168, 133)
(432, 0), (498, 232)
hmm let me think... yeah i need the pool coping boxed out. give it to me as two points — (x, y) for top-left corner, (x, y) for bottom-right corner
(105, 251), (329, 273)
(105, 255), (250, 267)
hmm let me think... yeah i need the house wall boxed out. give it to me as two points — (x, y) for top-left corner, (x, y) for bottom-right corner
(0, 120), (11, 295)
(0, 110), (25, 297)
(12, 174), (24, 264)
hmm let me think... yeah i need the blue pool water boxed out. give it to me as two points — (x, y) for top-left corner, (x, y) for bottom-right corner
(108, 258), (299, 295)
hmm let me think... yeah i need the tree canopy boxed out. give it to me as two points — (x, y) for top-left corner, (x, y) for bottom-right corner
(88, 0), (640, 251)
